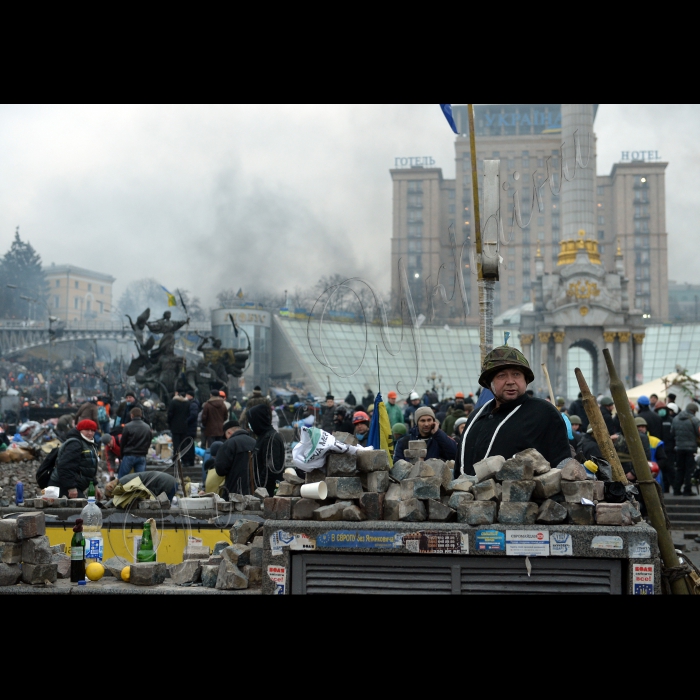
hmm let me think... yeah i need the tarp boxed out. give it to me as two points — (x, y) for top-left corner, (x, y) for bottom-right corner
(626, 372), (700, 408)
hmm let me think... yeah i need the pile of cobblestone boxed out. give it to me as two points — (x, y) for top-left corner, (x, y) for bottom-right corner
(260, 434), (642, 527)
(0, 512), (71, 587)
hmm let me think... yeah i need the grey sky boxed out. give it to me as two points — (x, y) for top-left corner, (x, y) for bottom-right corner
(0, 104), (695, 309)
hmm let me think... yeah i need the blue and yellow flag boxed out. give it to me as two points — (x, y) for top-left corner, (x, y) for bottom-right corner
(236, 288), (244, 299)
(367, 392), (394, 465)
(161, 286), (177, 307)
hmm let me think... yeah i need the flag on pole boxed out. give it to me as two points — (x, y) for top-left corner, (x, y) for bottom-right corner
(367, 392), (394, 465)
(236, 288), (244, 299)
(440, 104), (459, 134)
(161, 286), (177, 307)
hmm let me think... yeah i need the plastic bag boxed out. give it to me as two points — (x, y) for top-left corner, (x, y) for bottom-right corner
(292, 426), (372, 472)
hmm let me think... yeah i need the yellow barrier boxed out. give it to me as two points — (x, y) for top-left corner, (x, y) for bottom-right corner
(46, 525), (232, 565)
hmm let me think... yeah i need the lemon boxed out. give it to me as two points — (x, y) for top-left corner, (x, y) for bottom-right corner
(86, 562), (105, 581)
(121, 566), (131, 582)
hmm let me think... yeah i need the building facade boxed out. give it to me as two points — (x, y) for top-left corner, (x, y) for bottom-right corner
(390, 104), (668, 323)
(44, 264), (115, 323)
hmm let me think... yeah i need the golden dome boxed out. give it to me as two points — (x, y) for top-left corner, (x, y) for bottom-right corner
(557, 229), (601, 266)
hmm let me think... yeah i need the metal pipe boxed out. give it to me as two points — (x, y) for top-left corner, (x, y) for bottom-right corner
(603, 348), (688, 595)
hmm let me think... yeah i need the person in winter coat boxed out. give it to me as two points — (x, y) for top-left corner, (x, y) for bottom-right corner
(568, 393), (589, 433)
(332, 406), (354, 435)
(184, 388), (199, 466)
(215, 419), (258, 497)
(118, 407), (153, 478)
(636, 395), (663, 439)
(167, 392), (190, 461)
(443, 400), (467, 436)
(48, 419), (99, 498)
(321, 394), (336, 433)
(403, 392), (422, 427)
(239, 386), (270, 430)
(599, 396), (621, 435)
(394, 406), (457, 463)
(344, 390), (357, 406)
(114, 391), (147, 429)
(201, 389), (228, 448)
(671, 402), (700, 495)
(249, 404), (286, 495)
(384, 391), (404, 428)
(74, 400), (99, 426)
(203, 440), (224, 494)
(454, 346), (570, 478)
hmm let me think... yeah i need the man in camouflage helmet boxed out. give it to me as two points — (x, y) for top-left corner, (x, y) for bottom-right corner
(454, 346), (571, 478)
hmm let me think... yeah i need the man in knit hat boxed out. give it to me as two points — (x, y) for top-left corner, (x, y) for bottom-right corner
(393, 405), (456, 462)
(454, 346), (571, 478)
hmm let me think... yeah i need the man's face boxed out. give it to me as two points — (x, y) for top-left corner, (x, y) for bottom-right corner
(571, 423), (581, 432)
(326, 399), (334, 408)
(649, 396), (657, 406)
(80, 429), (96, 441)
(411, 399), (421, 407)
(355, 423), (369, 436)
(637, 425), (647, 434)
(417, 415), (434, 436)
(604, 404), (614, 413)
(490, 368), (527, 404)
(388, 397), (396, 405)
(225, 427), (237, 439)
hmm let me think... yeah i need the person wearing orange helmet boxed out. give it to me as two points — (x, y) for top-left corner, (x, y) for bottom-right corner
(352, 411), (371, 444)
(384, 390), (403, 428)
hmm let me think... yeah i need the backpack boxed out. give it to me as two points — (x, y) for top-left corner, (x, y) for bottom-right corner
(35, 438), (79, 489)
(97, 405), (108, 423)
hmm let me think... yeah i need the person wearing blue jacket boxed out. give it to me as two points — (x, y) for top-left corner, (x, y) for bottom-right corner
(394, 406), (457, 462)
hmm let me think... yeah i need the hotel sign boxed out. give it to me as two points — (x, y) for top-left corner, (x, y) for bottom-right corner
(621, 151), (660, 162)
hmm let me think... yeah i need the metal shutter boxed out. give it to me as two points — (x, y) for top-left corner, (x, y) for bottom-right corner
(291, 553), (622, 595)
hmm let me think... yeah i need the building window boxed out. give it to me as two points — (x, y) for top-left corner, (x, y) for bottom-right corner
(599, 244), (605, 254)
(408, 181), (423, 193)
(552, 216), (560, 230)
(552, 229), (560, 243)
(75, 281), (79, 289)
(507, 158), (515, 170)
(86, 300), (91, 312)
(99, 301), (103, 314)
(100, 286), (104, 294)
(408, 255), (417, 268)
(74, 298), (79, 309)
(408, 209), (422, 222)
(522, 231), (530, 244)
(449, 204), (455, 214)
(598, 230), (605, 240)
(55, 280), (60, 287)
(508, 276), (515, 286)
(634, 220), (650, 233)
(633, 175), (648, 188)
(537, 216), (545, 227)
(492, 151), (500, 158)
(88, 283), (92, 292)
(537, 230), (545, 241)
(54, 296), (59, 308)
(408, 240), (422, 253)
(523, 246), (531, 258)
(636, 250), (650, 265)
(537, 158), (544, 168)
(634, 205), (649, 218)
(597, 215), (605, 225)
(597, 185), (605, 195)
(407, 223), (423, 238)
(508, 260), (515, 270)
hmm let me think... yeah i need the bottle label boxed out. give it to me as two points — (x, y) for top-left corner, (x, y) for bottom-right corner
(71, 546), (84, 561)
(85, 537), (103, 561)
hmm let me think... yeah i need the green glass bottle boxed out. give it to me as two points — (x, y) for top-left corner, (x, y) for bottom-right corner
(87, 481), (96, 498)
(70, 518), (85, 583)
(137, 522), (156, 562)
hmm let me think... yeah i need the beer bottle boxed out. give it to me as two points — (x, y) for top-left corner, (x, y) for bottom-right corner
(87, 481), (96, 498)
(137, 522), (156, 562)
(70, 518), (86, 583)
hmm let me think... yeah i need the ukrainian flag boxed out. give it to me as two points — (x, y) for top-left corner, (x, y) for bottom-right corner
(161, 286), (177, 307)
(367, 392), (394, 465)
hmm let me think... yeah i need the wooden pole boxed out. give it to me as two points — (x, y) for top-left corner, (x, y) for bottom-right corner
(575, 367), (628, 484)
(541, 363), (556, 407)
(603, 348), (689, 595)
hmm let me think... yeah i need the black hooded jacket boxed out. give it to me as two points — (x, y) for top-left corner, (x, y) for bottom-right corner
(48, 428), (98, 497)
(249, 404), (285, 494)
(215, 429), (257, 496)
(455, 393), (571, 478)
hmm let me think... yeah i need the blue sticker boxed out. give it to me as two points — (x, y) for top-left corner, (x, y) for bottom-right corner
(633, 583), (654, 595)
(316, 530), (402, 549)
(476, 530), (505, 552)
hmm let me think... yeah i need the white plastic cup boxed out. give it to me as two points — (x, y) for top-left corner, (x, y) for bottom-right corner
(299, 482), (328, 500)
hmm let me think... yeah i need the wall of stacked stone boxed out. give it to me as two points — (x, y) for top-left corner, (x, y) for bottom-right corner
(261, 434), (642, 528)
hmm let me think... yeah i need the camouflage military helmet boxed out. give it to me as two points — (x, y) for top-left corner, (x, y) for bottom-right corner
(478, 346), (534, 388)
